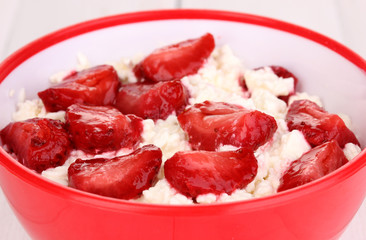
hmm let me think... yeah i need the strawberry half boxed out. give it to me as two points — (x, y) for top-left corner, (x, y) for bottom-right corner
(278, 140), (348, 192)
(0, 118), (71, 173)
(286, 99), (360, 148)
(177, 101), (278, 151)
(164, 148), (258, 199)
(38, 65), (120, 112)
(65, 104), (143, 154)
(114, 80), (189, 120)
(133, 33), (215, 82)
(68, 144), (162, 200)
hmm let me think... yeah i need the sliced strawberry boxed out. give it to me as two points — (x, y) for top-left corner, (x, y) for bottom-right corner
(0, 118), (71, 173)
(178, 101), (277, 151)
(164, 148), (258, 199)
(38, 65), (120, 112)
(65, 103), (143, 154)
(68, 144), (162, 200)
(278, 140), (348, 192)
(286, 99), (360, 148)
(114, 80), (189, 120)
(133, 33), (215, 82)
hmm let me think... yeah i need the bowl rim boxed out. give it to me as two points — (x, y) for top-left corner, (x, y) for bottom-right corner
(0, 9), (366, 215)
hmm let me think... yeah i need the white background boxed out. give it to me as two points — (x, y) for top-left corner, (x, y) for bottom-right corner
(0, 0), (366, 239)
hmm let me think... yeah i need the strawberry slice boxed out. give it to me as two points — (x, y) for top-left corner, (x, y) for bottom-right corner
(65, 104), (143, 154)
(278, 140), (348, 192)
(114, 80), (189, 120)
(164, 148), (258, 199)
(38, 65), (120, 112)
(177, 101), (277, 151)
(68, 144), (162, 200)
(133, 33), (215, 82)
(0, 118), (71, 173)
(286, 99), (360, 148)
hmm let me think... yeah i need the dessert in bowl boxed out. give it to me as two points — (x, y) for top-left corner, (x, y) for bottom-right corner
(0, 9), (366, 240)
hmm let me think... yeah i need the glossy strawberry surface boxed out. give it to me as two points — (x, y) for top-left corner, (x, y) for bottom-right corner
(133, 33), (215, 82)
(178, 101), (277, 151)
(0, 118), (71, 173)
(164, 148), (258, 199)
(286, 99), (360, 148)
(68, 144), (162, 200)
(65, 104), (143, 154)
(38, 65), (120, 112)
(115, 80), (189, 120)
(278, 140), (348, 192)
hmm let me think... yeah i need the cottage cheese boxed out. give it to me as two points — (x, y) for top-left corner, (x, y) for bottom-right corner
(12, 45), (362, 204)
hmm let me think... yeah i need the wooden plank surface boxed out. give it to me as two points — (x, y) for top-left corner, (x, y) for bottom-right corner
(0, 0), (365, 239)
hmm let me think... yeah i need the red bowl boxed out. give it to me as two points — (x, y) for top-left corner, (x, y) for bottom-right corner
(1, 9), (366, 240)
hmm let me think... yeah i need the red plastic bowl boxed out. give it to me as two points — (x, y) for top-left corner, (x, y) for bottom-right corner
(1, 9), (366, 240)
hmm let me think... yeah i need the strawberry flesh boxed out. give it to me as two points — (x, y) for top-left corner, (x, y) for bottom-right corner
(286, 99), (360, 148)
(133, 33), (215, 82)
(0, 118), (71, 173)
(38, 65), (120, 112)
(178, 101), (278, 151)
(115, 80), (189, 120)
(68, 144), (162, 200)
(164, 148), (258, 199)
(278, 140), (348, 192)
(65, 103), (143, 154)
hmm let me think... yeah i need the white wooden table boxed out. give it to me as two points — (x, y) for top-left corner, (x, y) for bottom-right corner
(1, 0), (366, 239)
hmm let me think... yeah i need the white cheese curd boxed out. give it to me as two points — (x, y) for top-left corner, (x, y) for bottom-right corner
(217, 189), (253, 203)
(244, 121), (311, 198)
(139, 115), (191, 179)
(8, 89), (15, 97)
(76, 52), (91, 71)
(140, 115), (191, 163)
(288, 92), (323, 107)
(181, 45), (255, 110)
(250, 89), (287, 119)
(10, 45), (360, 205)
(106, 54), (143, 84)
(136, 179), (193, 205)
(41, 150), (86, 186)
(49, 71), (68, 84)
(12, 88), (65, 122)
(244, 66), (294, 96)
(343, 143), (362, 161)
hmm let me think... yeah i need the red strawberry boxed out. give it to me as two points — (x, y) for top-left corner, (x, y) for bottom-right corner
(177, 101), (277, 151)
(278, 140), (348, 192)
(286, 99), (360, 148)
(115, 80), (189, 120)
(164, 148), (258, 199)
(65, 104), (143, 154)
(240, 65), (298, 102)
(133, 33), (215, 82)
(0, 118), (71, 173)
(68, 144), (162, 200)
(38, 65), (120, 112)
